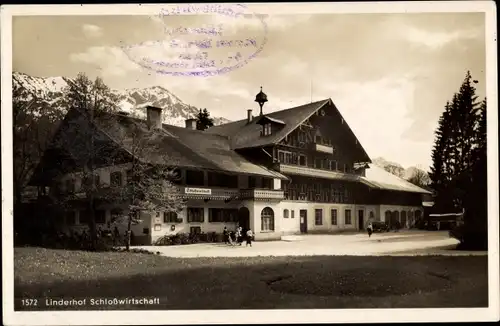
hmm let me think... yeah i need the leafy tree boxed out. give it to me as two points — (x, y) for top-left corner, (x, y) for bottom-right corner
(97, 116), (187, 250)
(52, 73), (119, 249)
(196, 108), (214, 131)
(12, 78), (64, 205)
(407, 167), (430, 188)
(383, 163), (405, 178)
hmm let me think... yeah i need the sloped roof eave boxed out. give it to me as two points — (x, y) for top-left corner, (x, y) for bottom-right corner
(360, 177), (432, 194)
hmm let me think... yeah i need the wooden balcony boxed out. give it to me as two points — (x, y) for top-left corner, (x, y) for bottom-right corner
(314, 143), (334, 154)
(277, 164), (360, 182)
(240, 188), (285, 201)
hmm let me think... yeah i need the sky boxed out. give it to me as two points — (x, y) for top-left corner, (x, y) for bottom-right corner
(12, 10), (487, 170)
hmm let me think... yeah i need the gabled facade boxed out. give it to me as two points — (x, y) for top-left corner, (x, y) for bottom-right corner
(29, 94), (431, 244)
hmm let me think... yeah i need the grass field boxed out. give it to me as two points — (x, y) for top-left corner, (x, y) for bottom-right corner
(14, 247), (488, 310)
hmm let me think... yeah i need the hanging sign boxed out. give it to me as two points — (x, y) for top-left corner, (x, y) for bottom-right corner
(185, 187), (212, 195)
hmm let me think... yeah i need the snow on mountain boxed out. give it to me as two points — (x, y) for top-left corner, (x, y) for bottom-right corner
(12, 71), (230, 126)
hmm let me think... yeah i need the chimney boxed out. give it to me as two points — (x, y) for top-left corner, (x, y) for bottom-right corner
(146, 106), (163, 129)
(247, 109), (253, 124)
(185, 118), (197, 130)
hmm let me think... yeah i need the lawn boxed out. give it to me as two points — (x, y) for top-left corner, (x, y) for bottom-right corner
(14, 247), (488, 310)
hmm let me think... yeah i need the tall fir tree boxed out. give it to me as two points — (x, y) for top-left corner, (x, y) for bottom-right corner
(430, 101), (454, 211)
(462, 98), (487, 249)
(430, 71), (487, 249)
(196, 108), (214, 131)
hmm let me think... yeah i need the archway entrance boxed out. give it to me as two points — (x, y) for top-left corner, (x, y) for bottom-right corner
(238, 207), (250, 231)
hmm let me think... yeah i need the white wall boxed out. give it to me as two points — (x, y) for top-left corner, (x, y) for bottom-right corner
(280, 206), (301, 234)
(149, 199), (253, 243)
(273, 178), (282, 190)
(251, 200), (282, 240)
(278, 201), (381, 234)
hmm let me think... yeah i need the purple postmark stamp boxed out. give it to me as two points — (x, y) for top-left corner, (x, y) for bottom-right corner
(121, 3), (268, 77)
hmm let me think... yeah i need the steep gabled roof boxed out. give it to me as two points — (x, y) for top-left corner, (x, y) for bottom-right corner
(40, 109), (289, 180)
(361, 164), (431, 194)
(206, 98), (371, 162)
(206, 99), (330, 149)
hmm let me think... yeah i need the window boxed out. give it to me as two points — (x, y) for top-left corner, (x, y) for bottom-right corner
(345, 209), (352, 225)
(82, 174), (100, 189)
(65, 179), (75, 193)
(95, 210), (106, 224)
(190, 226), (202, 234)
(332, 160), (338, 171)
(248, 176), (257, 188)
(209, 208), (238, 222)
(66, 211), (76, 226)
(186, 170), (205, 186)
(283, 209), (289, 218)
(331, 209), (338, 225)
(143, 228), (150, 235)
(208, 172), (238, 188)
(164, 211), (181, 223)
(263, 123), (272, 136)
(315, 209), (323, 225)
(262, 178), (273, 189)
(299, 155), (307, 166)
(315, 135), (322, 143)
(110, 171), (122, 187)
(343, 164), (347, 173)
(79, 210), (89, 225)
(291, 210), (295, 218)
(187, 207), (204, 223)
(278, 151), (292, 164)
(315, 158), (322, 169)
(261, 207), (275, 231)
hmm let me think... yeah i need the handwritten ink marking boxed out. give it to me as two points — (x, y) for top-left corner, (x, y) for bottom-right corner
(123, 3), (268, 77)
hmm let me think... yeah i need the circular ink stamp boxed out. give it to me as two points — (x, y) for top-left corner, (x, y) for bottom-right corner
(121, 4), (268, 77)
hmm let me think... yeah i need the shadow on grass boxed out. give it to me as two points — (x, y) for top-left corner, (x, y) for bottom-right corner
(15, 254), (489, 311)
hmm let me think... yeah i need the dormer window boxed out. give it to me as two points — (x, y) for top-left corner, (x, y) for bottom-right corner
(256, 115), (285, 137)
(263, 123), (272, 136)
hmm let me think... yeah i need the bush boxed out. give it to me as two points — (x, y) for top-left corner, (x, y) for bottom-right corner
(111, 247), (155, 254)
(153, 232), (225, 246)
(449, 224), (487, 251)
(449, 224), (465, 243)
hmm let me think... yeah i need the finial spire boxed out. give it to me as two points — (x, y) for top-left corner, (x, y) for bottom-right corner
(255, 86), (268, 116)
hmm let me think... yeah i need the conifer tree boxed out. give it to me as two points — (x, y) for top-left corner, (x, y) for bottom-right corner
(430, 71), (487, 249)
(196, 108), (215, 131)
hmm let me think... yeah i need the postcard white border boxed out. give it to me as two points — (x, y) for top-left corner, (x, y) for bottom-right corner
(1, 1), (498, 325)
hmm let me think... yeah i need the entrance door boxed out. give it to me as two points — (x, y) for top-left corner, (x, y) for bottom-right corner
(299, 209), (308, 233)
(358, 210), (364, 230)
(238, 207), (250, 232)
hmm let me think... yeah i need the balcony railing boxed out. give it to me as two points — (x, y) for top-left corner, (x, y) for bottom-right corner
(178, 186), (239, 200)
(50, 185), (286, 202)
(277, 164), (360, 182)
(240, 188), (285, 201)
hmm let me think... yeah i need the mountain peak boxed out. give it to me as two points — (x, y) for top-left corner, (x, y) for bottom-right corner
(13, 72), (230, 127)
